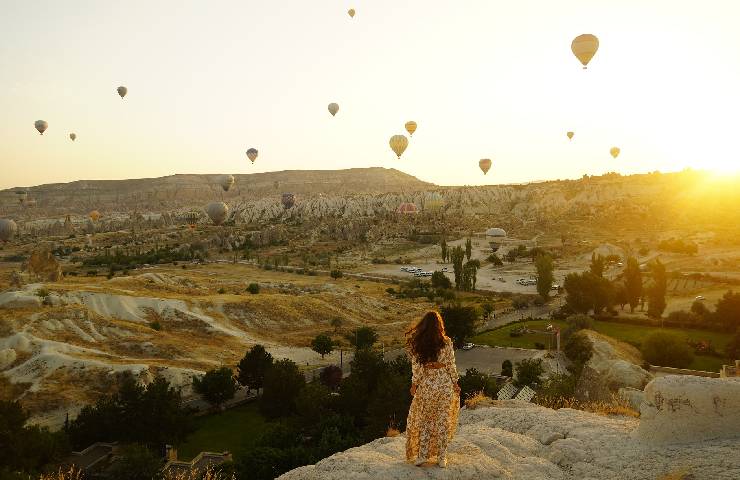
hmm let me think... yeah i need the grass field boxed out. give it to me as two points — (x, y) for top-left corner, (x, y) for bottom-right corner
(472, 319), (732, 372)
(177, 402), (271, 460)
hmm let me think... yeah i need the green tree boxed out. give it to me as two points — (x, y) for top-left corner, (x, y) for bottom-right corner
(501, 360), (513, 377)
(564, 272), (592, 314)
(714, 290), (740, 331)
(366, 371), (412, 436)
(347, 326), (379, 350)
(614, 284), (628, 310)
(236, 345), (274, 393)
(108, 444), (163, 480)
(465, 238), (473, 261)
(440, 238), (448, 263)
(505, 249), (518, 263)
(450, 246), (465, 289)
(535, 254), (554, 299)
(458, 368), (498, 405)
(247, 282), (260, 294)
(562, 314), (594, 341)
(514, 358), (544, 387)
(431, 270), (452, 289)
(462, 259), (480, 291)
(311, 334), (334, 359)
(487, 253), (503, 266)
(319, 365), (343, 390)
(563, 331), (594, 377)
(725, 333), (740, 360)
(481, 302), (494, 319)
(330, 317), (343, 332)
(260, 359), (305, 418)
(624, 257), (643, 313)
(647, 259), (667, 318)
(193, 367), (238, 408)
(440, 305), (478, 348)
(641, 331), (694, 368)
(589, 253), (605, 277)
(690, 300), (709, 318)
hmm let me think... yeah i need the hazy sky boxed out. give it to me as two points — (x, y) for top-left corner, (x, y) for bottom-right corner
(1, 0), (739, 189)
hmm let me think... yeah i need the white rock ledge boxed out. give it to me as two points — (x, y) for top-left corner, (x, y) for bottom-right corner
(279, 399), (740, 480)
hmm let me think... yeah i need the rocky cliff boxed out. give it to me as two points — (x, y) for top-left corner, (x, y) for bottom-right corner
(279, 376), (740, 480)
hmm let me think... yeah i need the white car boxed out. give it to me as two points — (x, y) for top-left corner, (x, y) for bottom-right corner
(695, 295), (706, 301)
(441, 267), (449, 272)
(462, 343), (474, 350)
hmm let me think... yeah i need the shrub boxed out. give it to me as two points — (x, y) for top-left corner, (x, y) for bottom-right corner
(534, 342), (545, 350)
(150, 321), (162, 331)
(193, 367), (238, 408)
(311, 334), (334, 359)
(562, 314), (593, 340)
(217, 288), (226, 294)
(385, 287), (396, 295)
(514, 358), (544, 387)
(458, 368), (499, 406)
(431, 271), (452, 289)
(35, 288), (50, 298)
(330, 269), (343, 279)
(501, 360), (513, 377)
(247, 283), (260, 294)
(512, 296), (529, 309)
(641, 331), (694, 368)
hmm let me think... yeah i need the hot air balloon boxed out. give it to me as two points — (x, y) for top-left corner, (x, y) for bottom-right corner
(571, 34), (599, 69)
(567, 131), (574, 140)
(424, 192), (444, 212)
(479, 159), (492, 175)
(397, 203), (418, 214)
(610, 147), (620, 159)
(220, 174), (235, 192)
(117, 86), (127, 98)
(405, 121), (417, 136)
(281, 193), (296, 210)
(246, 148), (258, 163)
(389, 135), (409, 159)
(328, 103), (339, 117)
(0, 219), (18, 243)
(34, 120), (48, 135)
(89, 210), (101, 222)
(206, 202), (229, 225)
(69, 133), (77, 141)
(348, 8), (355, 18)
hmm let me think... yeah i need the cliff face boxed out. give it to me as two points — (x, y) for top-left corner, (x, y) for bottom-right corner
(279, 377), (740, 480)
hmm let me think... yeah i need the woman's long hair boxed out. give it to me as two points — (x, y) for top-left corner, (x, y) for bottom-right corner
(406, 311), (447, 364)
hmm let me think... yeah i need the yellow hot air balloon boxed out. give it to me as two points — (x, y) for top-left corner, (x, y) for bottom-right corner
(117, 86), (127, 98)
(567, 131), (574, 140)
(610, 147), (620, 159)
(328, 103), (339, 116)
(89, 210), (101, 222)
(69, 133), (77, 141)
(405, 121), (417, 136)
(479, 158), (492, 175)
(348, 8), (355, 18)
(571, 34), (599, 69)
(389, 135), (409, 159)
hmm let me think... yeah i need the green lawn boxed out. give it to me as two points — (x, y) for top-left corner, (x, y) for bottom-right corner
(177, 402), (271, 460)
(472, 319), (732, 372)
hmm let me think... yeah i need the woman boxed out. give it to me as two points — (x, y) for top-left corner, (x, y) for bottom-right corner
(405, 311), (460, 468)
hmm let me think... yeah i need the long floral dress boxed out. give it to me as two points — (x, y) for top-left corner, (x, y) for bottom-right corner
(405, 336), (460, 462)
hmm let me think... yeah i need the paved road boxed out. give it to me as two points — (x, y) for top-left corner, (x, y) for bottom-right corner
(480, 303), (557, 331)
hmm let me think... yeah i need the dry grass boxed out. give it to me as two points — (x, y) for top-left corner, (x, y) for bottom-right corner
(464, 391), (495, 410)
(163, 466), (236, 480)
(656, 468), (693, 480)
(535, 394), (639, 418)
(385, 426), (401, 437)
(38, 466), (83, 480)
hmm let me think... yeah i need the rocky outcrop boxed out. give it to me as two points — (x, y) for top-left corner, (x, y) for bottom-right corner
(636, 375), (740, 445)
(25, 248), (63, 282)
(581, 330), (653, 391)
(279, 398), (740, 480)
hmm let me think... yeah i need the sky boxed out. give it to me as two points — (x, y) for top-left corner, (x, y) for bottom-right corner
(1, 0), (739, 190)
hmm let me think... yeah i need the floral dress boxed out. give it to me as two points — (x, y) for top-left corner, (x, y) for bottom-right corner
(405, 337), (460, 462)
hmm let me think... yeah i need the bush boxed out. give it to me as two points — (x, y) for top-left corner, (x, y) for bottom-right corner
(534, 342), (545, 350)
(193, 367), (239, 408)
(330, 269), (343, 279)
(217, 288), (226, 294)
(512, 296), (529, 309)
(431, 271), (452, 289)
(514, 358), (544, 387)
(562, 314), (593, 340)
(501, 360), (513, 377)
(641, 331), (694, 368)
(247, 283), (260, 294)
(35, 288), (50, 298)
(458, 368), (499, 406)
(385, 287), (396, 295)
(149, 321), (162, 331)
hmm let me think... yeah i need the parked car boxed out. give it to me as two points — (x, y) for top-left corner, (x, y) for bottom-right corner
(462, 343), (474, 350)
(695, 295), (706, 301)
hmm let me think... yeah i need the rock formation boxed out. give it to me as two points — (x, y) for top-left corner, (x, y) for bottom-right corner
(280, 392), (740, 480)
(25, 248), (63, 282)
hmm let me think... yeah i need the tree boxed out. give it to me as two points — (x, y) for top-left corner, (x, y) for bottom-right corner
(535, 254), (554, 299)
(458, 368), (498, 405)
(330, 317), (343, 332)
(714, 290), (740, 331)
(330, 269), (343, 279)
(108, 444), (163, 480)
(641, 331), (693, 368)
(481, 302), (494, 319)
(690, 300), (709, 318)
(465, 238), (473, 261)
(431, 271), (452, 289)
(450, 246), (465, 289)
(319, 365), (343, 390)
(440, 238), (448, 263)
(462, 259), (480, 291)
(614, 284), (628, 310)
(440, 305), (478, 348)
(193, 367), (238, 408)
(311, 334), (334, 359)
(564, 272), (592, 314)
(647, 259), (667, 318)
(260, 359), (305, 418)
(563, 331), (594, 377)
(562, 314), (593, 341)
(366, 371), (412, 436)
(347, 326), (378, 350)
(247, 282), (260, 294)
(505, 249), (518, 263)
(501, 360), (513, 377)
(589, 253), (605, 277)
(726, 333), (740, 360)
(487, 253), (503, 266)
(624, 257), (643, 313)
(514, 358), (544, 387)
(237, 344), (274, 393)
